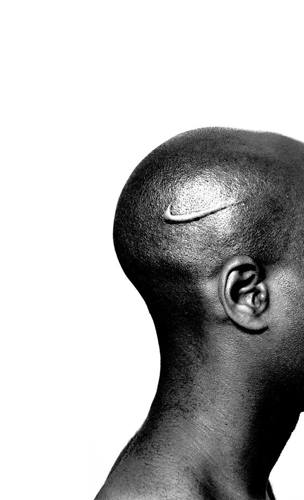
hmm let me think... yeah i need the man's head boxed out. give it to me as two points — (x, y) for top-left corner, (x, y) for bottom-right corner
(113, 128), (304, 405)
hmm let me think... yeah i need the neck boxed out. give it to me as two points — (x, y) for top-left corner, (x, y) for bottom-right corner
(108, 327), (300, 499)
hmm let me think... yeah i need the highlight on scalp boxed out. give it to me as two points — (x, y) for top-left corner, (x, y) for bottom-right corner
(113, 127), (304, 326)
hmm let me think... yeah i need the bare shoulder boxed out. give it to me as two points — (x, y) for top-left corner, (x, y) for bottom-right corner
(95, 484), (203, 500)
(95, 488), (155, 500)
(95, 481), (156, 500)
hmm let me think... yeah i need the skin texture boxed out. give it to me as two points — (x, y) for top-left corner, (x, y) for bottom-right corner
(96, 128), (304, 500)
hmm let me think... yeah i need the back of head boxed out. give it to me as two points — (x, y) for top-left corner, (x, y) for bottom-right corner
(98, 128), (304, 500)
(113, 128), (304, 335)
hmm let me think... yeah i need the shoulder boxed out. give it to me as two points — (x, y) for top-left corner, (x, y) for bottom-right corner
(95, 484), (154, 500)
(95, 489), (154, 500)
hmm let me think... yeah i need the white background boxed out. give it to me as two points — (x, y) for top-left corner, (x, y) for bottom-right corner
(1, 1), (304, 499)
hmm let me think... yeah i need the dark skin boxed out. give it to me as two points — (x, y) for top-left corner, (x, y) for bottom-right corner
(96, 128), (304, 500)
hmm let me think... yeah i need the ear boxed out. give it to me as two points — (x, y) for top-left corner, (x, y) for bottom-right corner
(218, 255), (269, 332)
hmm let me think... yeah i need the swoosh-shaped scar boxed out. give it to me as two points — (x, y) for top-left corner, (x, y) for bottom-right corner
(164, 200), (243, 223)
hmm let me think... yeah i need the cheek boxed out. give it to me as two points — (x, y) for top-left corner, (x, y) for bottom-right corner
(270, 268), (304, 370)
(267, 266), (304, 405)
(269, 267), (304, 334)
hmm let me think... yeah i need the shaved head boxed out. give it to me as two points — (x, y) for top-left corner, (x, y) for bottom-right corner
(98, 128), (304, 500)
(114, 128), (304, 331)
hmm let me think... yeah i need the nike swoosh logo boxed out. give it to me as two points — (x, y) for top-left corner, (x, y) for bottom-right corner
(164, 200), (242, 223)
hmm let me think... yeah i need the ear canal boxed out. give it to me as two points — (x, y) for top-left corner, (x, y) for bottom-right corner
(252, 284), (268, 313)
(242, 291), (256, 307)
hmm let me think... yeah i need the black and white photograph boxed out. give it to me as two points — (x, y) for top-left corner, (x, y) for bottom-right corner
(2, 2), (304, 500)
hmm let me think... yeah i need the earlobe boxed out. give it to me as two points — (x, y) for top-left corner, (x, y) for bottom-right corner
(218, 256), (269, 332)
